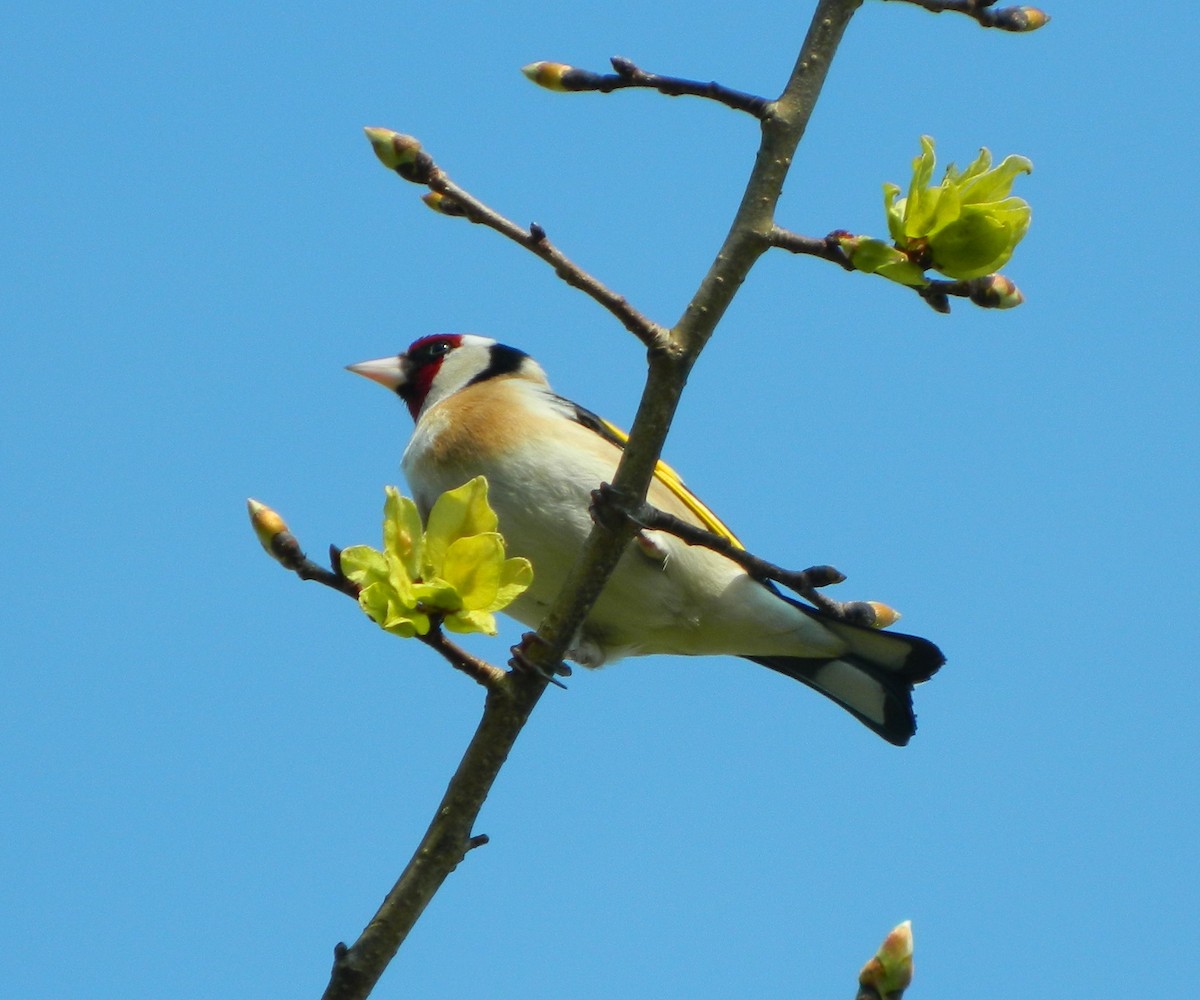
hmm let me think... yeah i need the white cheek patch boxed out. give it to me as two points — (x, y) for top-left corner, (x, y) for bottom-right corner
(419, 342), (494, 413)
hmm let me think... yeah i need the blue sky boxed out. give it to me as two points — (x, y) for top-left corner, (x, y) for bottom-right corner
(3, 4), (1196, 998)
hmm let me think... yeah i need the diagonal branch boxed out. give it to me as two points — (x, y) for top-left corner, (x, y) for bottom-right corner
(768, 226), (856, 270)
(249, 505), (507, 690)
(589, 483), (893, 627)
(318, 5), (869, 998)
(316, 0), (1048, 987)
(879, 0), (1049, 31)
(523, 56), (771, 117)
(516, 0), (870, 679)
(768, 226), (1025, 313)
(321, 680), (538, 1000)
(363, 129), (669, 351)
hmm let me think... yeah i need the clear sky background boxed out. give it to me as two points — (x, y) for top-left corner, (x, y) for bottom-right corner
(4, 4), (1196, 998)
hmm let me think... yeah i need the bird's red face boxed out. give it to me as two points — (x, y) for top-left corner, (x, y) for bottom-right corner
(396, 335), (465, 419)
(348, 334), (536, 422)
(346, 334), (465, 420)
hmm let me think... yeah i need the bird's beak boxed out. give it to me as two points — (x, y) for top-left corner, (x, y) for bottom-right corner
(346, 355), (408, 390)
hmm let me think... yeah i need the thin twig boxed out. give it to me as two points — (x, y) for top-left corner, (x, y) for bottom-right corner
(416, 628), (510, 691)
(321, 679), (541, 1000)
(879, 0), (1050, 31)
(264, 530), (507, 690)
(266, 530), (359, 596)
(428, 179), (669, 351)
(533, 56), (771, 118)
(324, 7), (869, 998)
(769, 226), (1023, 313)
(590, 484), (886, 627)
(769, 226), (855, 270)
(365, 130), (668, 351)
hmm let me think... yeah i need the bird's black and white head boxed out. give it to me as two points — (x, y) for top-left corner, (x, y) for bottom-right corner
(347, 334), (545, 420)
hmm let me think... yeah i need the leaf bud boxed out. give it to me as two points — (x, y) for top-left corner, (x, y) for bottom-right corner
(995, 7), (1051, 31)
(521, 61), (576, 91)
(362, 127), (434, 183)
(968, 273), (1024, 309)
(421, 191), (467, 217)
(859, 921), (914, 999)
(247, 498), (287, 550)
(865, 602), (903, 628)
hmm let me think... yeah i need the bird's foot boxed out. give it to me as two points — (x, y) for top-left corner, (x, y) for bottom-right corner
(795, 572), (886, 626)
(589, 482), (654, 532)
(509, 632), (572, 688)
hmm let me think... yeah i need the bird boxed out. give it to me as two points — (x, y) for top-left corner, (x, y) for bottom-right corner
(347, 334), (944, 745)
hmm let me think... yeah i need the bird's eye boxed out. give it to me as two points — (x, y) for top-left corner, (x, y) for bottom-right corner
(411, 337), (455, 365)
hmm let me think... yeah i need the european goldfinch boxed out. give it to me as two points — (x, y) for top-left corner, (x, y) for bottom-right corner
(348, 335), (944, 745)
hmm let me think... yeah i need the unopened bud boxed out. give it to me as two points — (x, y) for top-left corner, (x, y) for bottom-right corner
(995, 6), (1050, 31)
(920, 285), (952, 314)
(362, 127), (434, 183)
(421, 191), (467, 217)
(363, 128), (417, 169)
(247, 498), (290, 556)
(859, 921), (914, 998)
(969, 273), (1024, 309)
(835, 232), (861, 254)
(521, 61), (576, 91)
(865, 602), (903, 628)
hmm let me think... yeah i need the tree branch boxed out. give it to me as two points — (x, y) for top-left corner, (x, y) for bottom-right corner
(879, 0), (1049, 31)
(321, 678), (539, 1000)
(768, 226), (1025, 313)
(318, 6), (869, 997)
(523, 56), (771, 117)
(363, 129), (669, 351)
(250, 510), (508, 690)
(769, 226), (855, 269)
(293, 0), (1049, 988)
(589, 483), (897, 627)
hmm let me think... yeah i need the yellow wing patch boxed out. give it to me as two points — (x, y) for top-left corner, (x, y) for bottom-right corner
(598, 416), (744, 551)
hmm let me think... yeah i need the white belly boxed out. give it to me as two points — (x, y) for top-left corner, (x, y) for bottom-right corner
(402, 426), (843, 667)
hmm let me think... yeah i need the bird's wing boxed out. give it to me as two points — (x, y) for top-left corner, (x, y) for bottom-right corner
(563, 398), (745, 551)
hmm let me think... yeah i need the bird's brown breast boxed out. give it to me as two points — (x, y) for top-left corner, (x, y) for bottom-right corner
(417, 376), (541, 467)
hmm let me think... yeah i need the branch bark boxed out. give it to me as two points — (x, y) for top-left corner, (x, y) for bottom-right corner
(322, 2), (874, 996)
(880, 0), (1049, 31)
(525, 55), (772, 117)
(247, 0), (1049, 989)
(362, 129), (669, 350)
(768, 226), (1025, 313)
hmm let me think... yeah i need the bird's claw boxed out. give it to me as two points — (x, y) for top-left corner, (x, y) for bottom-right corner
(590, 482), (653, 532)
(509, 632), (571, 688)
(796, 564), (846, 589)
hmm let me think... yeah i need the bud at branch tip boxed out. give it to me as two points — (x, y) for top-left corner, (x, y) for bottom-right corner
(521, 61), (575, 92)
(998, 7), (1050, 32)
(859, 920), (914, 998)
(422, 191), (466, 217)
(247, 498), (289, 554)
(969, 273), (1024, 309)
(865, 602), (902, 628)
(363, 127), (424, 170)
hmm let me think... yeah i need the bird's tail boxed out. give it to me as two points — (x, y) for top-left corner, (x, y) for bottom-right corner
(744, 599), (944, 746)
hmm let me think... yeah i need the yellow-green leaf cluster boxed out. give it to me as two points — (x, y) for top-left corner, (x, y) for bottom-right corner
(885, 135), (1032, 280)
(837, 235), (928, 287)
(339, 478), (533, 638)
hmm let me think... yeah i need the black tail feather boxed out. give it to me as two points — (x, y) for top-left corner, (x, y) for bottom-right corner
(743, 653), (922, 746)
(747, 599), (945, 746)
